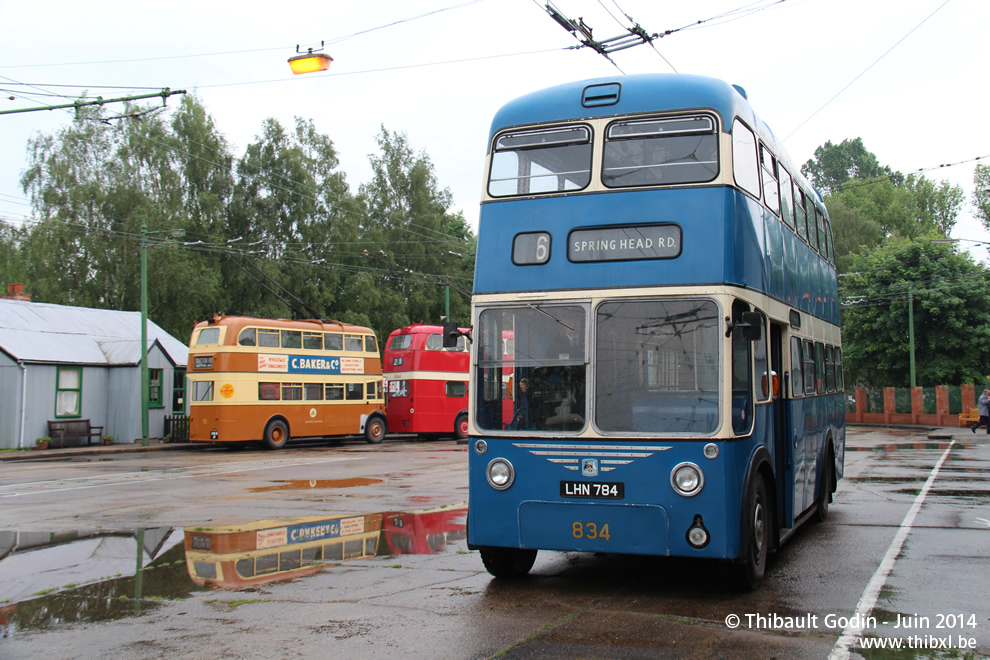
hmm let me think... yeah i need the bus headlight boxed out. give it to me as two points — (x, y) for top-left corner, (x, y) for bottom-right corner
(475, 439), (488, 455)
(670, 462), (704, 497)
(486, 458), (515, 490)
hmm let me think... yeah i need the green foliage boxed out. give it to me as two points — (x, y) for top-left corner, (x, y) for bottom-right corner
(841, 238), (990, 387)
(0, 220), (28, 287)
(808, 138), (964, 274)
(355, 126), (475, 340)
(12, 97), (475, 345)
(973, 164), (990, 231)
(801, 137), (897, 196)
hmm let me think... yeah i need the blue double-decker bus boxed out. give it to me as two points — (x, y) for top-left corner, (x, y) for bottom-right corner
(463, 74), (844, 589)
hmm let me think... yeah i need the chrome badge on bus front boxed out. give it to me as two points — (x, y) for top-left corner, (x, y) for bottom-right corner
(511, 443), (671, 473)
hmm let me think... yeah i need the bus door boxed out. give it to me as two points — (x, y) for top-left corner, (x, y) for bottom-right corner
(789, 336), (809, 514)
(770, 323), (794, 529)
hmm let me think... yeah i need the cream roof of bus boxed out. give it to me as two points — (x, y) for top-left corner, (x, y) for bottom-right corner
(194, 314), (375, 336)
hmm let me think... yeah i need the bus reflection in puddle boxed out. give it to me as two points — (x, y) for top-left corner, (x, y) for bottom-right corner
(186, 503), (467, 588)
(0, 504), (467, 634)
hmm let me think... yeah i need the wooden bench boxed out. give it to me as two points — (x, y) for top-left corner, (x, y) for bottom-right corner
(958, 407), (979, 427)
(47, 419), (104, 448)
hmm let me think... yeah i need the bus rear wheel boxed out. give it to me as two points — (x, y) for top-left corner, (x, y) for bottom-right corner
(364, 416), (386, 444)
(480, 547), (537, 579)
(455, 412), (469, 440)
(264, 420), (289, 450)
(733, 471), (769, 591)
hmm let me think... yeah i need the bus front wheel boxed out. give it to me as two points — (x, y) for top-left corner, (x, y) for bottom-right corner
(733, 471), (769, 590)
(480, 547), (537, 578)
(455, 412), (469, 440)
(813, 446), (834, 523)
(364, 416), (387, 444)
(264, 420), (289, 450)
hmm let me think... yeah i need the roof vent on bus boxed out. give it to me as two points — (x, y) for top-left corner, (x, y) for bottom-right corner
(582, 82), (621, 107)
(732, 84), (748, 100)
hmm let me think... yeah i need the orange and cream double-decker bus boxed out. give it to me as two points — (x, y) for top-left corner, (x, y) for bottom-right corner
(187, 315), (387, 449)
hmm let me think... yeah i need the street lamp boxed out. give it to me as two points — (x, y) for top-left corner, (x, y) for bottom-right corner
(288, 42), (333, 75)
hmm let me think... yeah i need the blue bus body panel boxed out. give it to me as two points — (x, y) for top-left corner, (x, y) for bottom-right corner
(467, 395), (842, 561)
(468, 438), (738, 559)
(474, 188), (839, 325)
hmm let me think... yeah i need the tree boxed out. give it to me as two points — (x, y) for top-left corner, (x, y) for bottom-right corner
(825, 195), (884, 275)
(808, 137), (964, 271)
(0, 220), (27, 288)
(801, 138), (896, 196)
(227, 116), (360, 322)
(904, 174), (964, 237)
(840, 238), (990, 387)
(973, 164), (990, 231)
(20, 96), (232, 340)
(357, 127), (475, 340)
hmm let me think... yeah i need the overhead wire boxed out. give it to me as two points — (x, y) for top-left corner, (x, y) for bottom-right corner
(0, 0), (484, 70)
(783, 0), (951, 142)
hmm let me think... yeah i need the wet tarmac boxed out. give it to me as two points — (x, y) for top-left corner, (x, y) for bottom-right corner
(0, 428), (988, 659)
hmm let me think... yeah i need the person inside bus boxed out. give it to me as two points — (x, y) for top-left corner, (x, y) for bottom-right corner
(509, 378), (531, 430)
(972, 389), (990, 433)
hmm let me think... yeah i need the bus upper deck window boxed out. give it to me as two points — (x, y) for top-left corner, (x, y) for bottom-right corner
(303, 332), (323, 350)
(731, 119), (760, 197)
(365, 336), (378, 353)
(344, 335), (363, 352)
(489, 126), (592, 197)
(603, 115), (717, 187)
(197, 328), (221, 345)
(325, 333), (343, 351)
(258, 329), (280, 348)
(778, 166), (795, 229)
(390, 335), (412, 351)
(759, 145), (779, 216)
(238, 328), (256, 346)
(281, 330), (302, 349)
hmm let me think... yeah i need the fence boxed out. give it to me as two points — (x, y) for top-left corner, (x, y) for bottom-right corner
(164, 414), (191, 442)
(845, 384), (978, 427)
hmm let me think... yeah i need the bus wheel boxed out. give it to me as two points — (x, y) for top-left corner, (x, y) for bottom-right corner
(264, 420), (289, 450)
(364, 416), (386, 444)
(455, 413), (469, 440)
(813, 447), (834, 523)
(479, 547), (537, 578)
(733, 472), (769, 590)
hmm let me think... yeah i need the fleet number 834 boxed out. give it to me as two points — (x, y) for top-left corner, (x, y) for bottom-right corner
(572, 522), (611, 540)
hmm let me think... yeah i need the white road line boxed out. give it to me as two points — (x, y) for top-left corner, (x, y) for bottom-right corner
(828, 439), (956, 660)
(0, 456), (363, 498)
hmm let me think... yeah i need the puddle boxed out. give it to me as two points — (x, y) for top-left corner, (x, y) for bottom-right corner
(846, 442), (974, 453)
(249, 478), (383, 492)
(892, 488), (990, 500)
(0, 503), (467, 634)
(0, 528), (194, 635)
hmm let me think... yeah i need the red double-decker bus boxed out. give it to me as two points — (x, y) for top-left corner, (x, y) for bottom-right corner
(383, 324), (470, 440)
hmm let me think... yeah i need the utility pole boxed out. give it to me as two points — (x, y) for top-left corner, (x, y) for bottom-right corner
(140, 219), (149, 446)
(908, 282), (916, 388)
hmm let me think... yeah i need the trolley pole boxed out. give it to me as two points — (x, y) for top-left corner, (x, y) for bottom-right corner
(140, 219), (149, 446)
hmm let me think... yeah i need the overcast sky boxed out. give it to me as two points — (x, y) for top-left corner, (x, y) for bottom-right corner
(3, 0), (988, 264)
